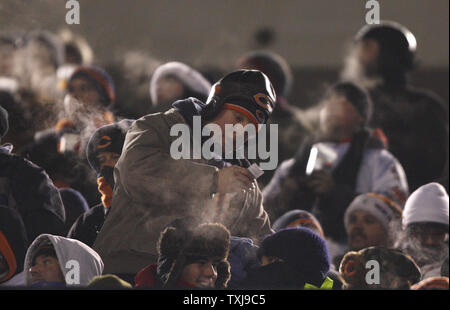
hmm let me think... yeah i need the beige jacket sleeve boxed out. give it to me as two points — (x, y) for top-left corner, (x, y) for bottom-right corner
(116, 113), (218, 212)
(225, 180), (274, 243)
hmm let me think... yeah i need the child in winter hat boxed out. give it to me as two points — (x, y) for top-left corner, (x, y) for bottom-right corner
(135, 218), (231, 289)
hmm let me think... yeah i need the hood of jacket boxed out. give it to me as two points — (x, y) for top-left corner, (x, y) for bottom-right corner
(24, 234), (104, 286)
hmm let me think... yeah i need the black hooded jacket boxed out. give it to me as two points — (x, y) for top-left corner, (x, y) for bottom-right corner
(67, 203), (108, 247)
(0, 147), (66, 241)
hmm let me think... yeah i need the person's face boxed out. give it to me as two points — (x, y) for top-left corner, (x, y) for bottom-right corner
(409, 223), (449, 248)
(180, 258), (219, 288)
(341, 39), (380, 84)
(155, 76), (185, 105)
(356, 39), (379, 68)
(347, 210), (389, 251)
(68, 77), (102, 106)
(210, 108), (254, 149)
(319, 95), (364, 141)
(97, 151), (121, 170)
(29, 255), (65, 284)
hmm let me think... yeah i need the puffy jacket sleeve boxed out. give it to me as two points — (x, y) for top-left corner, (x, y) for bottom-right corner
(116, 114), (219, 211)
(238, 181), (274, 242)
(12, 158), (66, 241)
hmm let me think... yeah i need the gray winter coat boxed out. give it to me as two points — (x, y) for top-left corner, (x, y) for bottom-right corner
(93, 109), (272, 274)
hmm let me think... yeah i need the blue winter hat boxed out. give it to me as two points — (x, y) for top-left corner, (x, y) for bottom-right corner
(69, 66), (116, 107)
(272, 209), (324, 237)
(258, 227), (330, 286)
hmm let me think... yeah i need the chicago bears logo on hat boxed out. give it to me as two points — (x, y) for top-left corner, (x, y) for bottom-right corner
(253, 93), (274, 112)
(97, 135), (112, 149)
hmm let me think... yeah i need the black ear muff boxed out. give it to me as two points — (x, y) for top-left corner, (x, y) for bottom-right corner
(201, 96), (218, 120)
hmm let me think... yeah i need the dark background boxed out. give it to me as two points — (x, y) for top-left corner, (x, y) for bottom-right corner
(0, 0), (448, 108)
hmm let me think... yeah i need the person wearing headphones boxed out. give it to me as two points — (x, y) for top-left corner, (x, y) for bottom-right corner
(93, 70), (276, 277)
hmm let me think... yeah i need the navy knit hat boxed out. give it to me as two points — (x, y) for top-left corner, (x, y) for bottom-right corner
(86, 119), (134, 175)
(68, 66), (116, 108)
(272, 210), (324, 237)
(0, 104), (8, 139)
(258, 227), (330, 286)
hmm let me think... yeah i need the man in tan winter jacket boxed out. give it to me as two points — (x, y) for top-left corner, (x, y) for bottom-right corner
(93, 70), (276, 274)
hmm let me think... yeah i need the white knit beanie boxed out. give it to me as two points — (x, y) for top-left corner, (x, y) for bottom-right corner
(402, 182), (449, 227)
(149, 61), (211, 106)
(344, 193), (403, 233)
